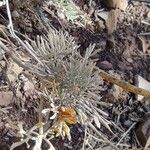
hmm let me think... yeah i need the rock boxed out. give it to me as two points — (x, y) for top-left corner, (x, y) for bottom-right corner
(96, 11), (109, 20)
(97, 60), (113, 70)
(135, 75), (150, 101)
(135, 113), (150, 147)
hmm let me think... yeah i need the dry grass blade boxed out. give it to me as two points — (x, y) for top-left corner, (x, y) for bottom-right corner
(116, 122), (136, 147)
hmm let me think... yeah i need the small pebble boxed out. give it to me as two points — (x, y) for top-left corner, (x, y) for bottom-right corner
(97, 60), (113, 70)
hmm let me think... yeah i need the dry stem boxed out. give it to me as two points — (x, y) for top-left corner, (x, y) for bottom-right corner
(98, 69), (150, 100)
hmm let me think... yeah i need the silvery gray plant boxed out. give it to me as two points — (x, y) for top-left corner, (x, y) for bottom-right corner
(0, 25), (117, 149)
(24, 27), (115, 140)
(28, 27), (100, 105)
(0, 0), (119, 149)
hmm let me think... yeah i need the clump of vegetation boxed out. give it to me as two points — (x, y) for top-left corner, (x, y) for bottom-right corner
(32, 27), (100, 104)
(8, 27), (108, 150)
(0, 15), (114, 148)
(0, 0), (120, 149)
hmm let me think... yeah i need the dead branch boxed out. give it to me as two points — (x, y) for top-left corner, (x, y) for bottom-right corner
(98, 68), (150, 100)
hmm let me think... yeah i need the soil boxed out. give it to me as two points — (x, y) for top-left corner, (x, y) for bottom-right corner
(0, 0), (150, 150)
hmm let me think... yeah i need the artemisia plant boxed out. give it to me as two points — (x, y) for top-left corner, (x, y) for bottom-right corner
(0, 26), (113, 149)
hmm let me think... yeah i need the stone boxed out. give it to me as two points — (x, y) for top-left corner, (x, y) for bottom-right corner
(97, 60), (113, 70)
(135, 75), (150, 101)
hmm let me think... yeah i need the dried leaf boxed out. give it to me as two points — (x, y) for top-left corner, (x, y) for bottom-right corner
(23, 80), (35, 97)
(55, 123), (63, 137)
(112, 84), (123, 100)
(63, 123), (71, 141)
(0, 91), (13, 106)
(53, 121), (71, 140)
(7, 62), (23, 82)
(58, 107), (78, 125)
(93, 115), (101, 128)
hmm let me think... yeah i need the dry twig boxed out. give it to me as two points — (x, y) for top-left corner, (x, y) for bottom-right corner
(98, 68), (150, 100)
